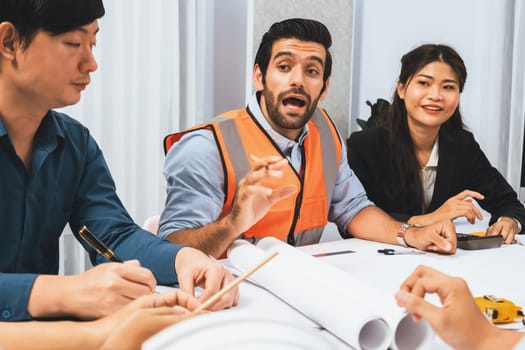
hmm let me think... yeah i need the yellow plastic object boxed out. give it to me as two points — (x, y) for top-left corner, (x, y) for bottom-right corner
(475, 295), (524, 324)
(469, 231), (487, 237)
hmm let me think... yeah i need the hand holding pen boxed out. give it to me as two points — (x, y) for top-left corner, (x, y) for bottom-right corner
(79, 225), (162, 294)
(79, 225), (239, 312)
(41, 224), (157, 320)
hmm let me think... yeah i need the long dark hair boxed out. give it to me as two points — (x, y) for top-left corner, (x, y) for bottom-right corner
(382, 44), (467, 213)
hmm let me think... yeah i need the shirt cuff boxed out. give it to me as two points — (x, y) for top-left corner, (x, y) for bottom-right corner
(0, 273), (38, 321)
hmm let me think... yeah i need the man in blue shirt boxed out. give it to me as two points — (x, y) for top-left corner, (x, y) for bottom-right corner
(0, 0), (238, 321)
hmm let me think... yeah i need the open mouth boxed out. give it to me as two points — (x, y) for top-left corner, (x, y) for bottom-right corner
(283, 97), (306, 108)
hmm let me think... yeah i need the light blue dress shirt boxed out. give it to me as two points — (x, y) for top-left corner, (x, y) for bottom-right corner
(159, 93), (374, 239)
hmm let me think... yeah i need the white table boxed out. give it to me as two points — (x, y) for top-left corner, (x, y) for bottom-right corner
(146, 237), (525, 350)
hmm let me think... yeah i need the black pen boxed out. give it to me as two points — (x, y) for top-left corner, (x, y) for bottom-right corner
(78, 225), (123, 262)
(377, 248), (425, 255)
(78, 225), (160, 294)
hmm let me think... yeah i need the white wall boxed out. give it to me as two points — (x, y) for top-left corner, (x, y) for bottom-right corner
(350, 0), (525, 190)
(250, 0), (354, 138)
(211, 0), (249, 116)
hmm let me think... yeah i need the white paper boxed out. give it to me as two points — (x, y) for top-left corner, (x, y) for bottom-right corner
(228, 237), (432, 350)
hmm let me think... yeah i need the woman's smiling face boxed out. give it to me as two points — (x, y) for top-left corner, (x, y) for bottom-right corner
(398, 61), (460, 131)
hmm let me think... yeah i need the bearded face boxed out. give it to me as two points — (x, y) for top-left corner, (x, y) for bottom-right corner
(254, 38), (329, 140)
(261, 86), (321, 132)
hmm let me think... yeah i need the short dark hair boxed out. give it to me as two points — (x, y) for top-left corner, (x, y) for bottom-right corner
(254, 18), (332, 92)
(0, 0), (105, 48)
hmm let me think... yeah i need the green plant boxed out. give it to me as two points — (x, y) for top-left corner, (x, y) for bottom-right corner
(356, 98), (390, 130)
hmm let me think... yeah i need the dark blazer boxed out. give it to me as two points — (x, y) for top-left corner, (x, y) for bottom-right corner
(347, 127), (525, 233)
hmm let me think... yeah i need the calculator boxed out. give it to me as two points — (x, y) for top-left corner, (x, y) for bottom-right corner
(456, 233), (503, 250)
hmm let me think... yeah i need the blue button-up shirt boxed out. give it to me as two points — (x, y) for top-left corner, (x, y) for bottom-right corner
(0, 110), (182, 321)
(158, 93), (373, 239)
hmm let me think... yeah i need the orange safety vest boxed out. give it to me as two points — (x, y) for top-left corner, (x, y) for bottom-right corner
(164, 107), (342, 245)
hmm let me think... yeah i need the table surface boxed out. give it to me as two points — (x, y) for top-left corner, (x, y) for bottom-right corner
(147, 229), (525, 350)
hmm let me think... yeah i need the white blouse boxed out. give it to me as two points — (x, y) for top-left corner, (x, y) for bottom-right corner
(420, 139), (439, 210)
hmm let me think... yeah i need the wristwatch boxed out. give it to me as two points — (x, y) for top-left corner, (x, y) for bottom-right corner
(396, 223), (419, 247)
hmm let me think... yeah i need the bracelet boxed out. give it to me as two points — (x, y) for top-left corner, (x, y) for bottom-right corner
(396, 223), (419, 247)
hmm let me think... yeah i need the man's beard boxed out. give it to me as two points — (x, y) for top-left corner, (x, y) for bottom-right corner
(262, 87), (320, 132)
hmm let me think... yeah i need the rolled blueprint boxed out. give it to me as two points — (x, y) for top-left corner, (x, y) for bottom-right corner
(228, 237), (432, 350)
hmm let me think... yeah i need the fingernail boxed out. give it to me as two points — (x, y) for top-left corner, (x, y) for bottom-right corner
(395, 290), (409, 304)
(444, 242), (452, 251)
